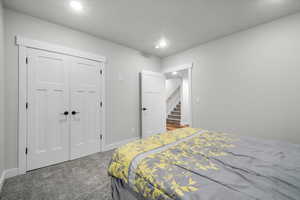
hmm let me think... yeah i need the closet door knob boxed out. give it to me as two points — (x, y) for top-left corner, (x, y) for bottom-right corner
(61, 111), (69, 116)
(72, 111), (80, 115)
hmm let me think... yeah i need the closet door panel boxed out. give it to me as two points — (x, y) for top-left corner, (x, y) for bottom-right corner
(27, 49), (70, 170)
(70, 58), (102, 159)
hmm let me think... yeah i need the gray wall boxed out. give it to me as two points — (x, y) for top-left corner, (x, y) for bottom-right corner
(4, 9), (161, 169)
(0, 0), (5, 176)
(162, 13), (300, 144)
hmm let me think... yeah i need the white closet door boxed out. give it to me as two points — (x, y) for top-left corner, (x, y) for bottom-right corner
(141, 71), (166, 138)
(70, 57), (102, 160)
(27, 49), (70, 170)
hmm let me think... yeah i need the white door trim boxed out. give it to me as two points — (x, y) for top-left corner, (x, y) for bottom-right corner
(162, 63), (193, 74)
(16, 36), (106, 62)
(163, 63), (193, 127)
(17, 36), (106, 175)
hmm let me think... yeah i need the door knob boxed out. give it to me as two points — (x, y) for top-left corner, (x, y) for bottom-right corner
(71, 111), (80, 115)
(142, 107), (147, 111)
(61, 111), (69, 116)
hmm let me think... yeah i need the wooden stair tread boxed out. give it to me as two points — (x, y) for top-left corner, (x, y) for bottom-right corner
(166, 102), (184, 130)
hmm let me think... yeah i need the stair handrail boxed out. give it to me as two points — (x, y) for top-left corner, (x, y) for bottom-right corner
(167, 84), (180, 101)
(166, 86), (181, 115)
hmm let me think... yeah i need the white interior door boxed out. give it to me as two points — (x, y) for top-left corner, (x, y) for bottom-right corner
(141, 70), (166, 138)
(27, 49), (70, 170)
(70, 57), (102, 160)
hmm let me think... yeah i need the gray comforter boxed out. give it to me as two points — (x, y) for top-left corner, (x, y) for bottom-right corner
(108, 128), (300, 200)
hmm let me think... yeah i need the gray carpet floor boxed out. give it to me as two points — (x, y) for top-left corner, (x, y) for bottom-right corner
(0, 150), (114, 200)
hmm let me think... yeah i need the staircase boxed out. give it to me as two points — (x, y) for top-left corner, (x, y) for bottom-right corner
(167, 102), (183, 130)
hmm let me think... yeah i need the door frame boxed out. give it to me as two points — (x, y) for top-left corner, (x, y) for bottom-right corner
(162, 63), (193, 127)
(16, 36), (106, 174)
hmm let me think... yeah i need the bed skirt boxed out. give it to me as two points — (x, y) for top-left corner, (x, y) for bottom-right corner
(111, 177), (147, 200)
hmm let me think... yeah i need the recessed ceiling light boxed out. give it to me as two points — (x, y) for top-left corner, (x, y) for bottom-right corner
(70, 1), (83, 12)
(172, 71), (178, 75)
(155, 38), (168, 49)
(159, 39), (167, 48)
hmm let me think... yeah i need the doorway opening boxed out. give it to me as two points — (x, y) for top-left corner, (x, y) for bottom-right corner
(164, 68), (192, 131)
(140, 64), (193, 138)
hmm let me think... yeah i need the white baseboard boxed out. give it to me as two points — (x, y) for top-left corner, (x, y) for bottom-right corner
(3, 168), (19, 179)
(0, 168), (19, 193)
(103, 137), (140, 151)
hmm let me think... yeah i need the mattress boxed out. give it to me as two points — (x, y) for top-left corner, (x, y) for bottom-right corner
(108, 127), (300, 200)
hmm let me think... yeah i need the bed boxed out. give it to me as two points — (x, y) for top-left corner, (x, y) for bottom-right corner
(108, 127), (300, 200)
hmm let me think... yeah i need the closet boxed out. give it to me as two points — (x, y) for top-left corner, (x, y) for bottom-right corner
(26, 47), (104, 170)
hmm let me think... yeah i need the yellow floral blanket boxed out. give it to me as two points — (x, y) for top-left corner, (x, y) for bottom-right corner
(108, 127), (300, 200)
(108, 127), (201, 184)
(108, 128), (235, 199)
